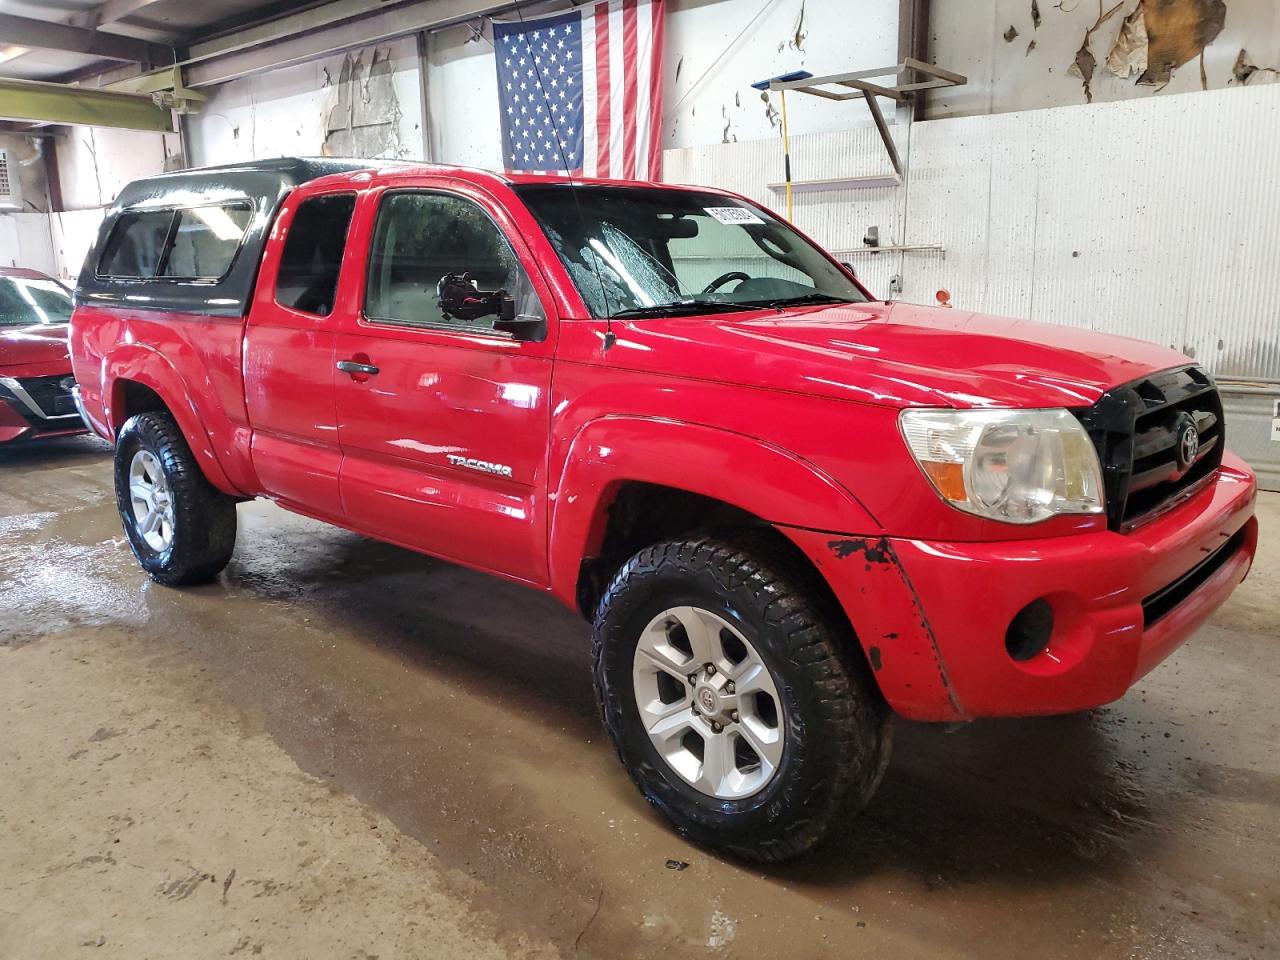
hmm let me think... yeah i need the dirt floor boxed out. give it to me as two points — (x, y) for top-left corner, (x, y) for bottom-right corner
(1, 435), (1276, 960)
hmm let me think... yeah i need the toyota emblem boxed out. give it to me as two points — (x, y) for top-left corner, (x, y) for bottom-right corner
(1178, 423), (1200, 468)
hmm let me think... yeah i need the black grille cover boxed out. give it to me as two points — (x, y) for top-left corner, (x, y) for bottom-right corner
(0, 374), (78, 423)
(1074, 366), (1224, 531)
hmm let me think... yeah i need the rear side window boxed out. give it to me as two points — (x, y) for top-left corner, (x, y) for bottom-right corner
(97, 202), (252, 281)
(161, 205), (252, 280)
(97, 210), (174, 279)
(275, 194), (357, 316)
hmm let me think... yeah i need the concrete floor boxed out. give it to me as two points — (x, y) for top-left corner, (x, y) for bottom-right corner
(1, 436), (1276, 960)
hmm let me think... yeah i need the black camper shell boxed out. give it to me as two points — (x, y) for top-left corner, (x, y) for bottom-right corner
(75, 158), (380, 318)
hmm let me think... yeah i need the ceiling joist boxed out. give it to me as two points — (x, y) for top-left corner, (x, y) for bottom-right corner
(0, 12), (174, 66)
(69, 0), (174, 30)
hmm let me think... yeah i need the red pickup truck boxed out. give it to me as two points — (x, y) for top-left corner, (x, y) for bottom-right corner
(0, 267), (86, 445)
(70, 158), (1258, 861)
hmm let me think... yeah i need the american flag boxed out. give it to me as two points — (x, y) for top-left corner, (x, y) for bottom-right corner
(492, 0), (665, 180)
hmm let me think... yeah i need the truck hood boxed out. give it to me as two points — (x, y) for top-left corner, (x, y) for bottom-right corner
(0, 324), (72, 371)
(613, 301), (1190, 408)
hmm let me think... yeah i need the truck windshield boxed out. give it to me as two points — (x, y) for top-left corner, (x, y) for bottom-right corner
(0, 276), (73, 327)
(514, 184), (869, 319)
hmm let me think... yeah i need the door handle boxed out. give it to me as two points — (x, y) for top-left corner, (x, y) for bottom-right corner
(337, 360), (379, 376)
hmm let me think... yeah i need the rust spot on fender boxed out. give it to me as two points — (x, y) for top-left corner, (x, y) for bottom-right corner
(869, 646), (883, 671)
(828, 536), (892, 564)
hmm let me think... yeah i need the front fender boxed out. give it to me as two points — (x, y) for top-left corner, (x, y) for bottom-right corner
(103, 343), (240, 496)
(547, 415), (881, 607)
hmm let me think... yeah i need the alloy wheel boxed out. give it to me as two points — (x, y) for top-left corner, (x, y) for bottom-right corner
(128, 449), (175, 553)
(631, 605), (785, 800)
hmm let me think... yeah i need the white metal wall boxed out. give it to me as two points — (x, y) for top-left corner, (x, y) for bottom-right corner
(903, 84), (1280, 383)
(666, 82), (1280, 383)
(0, 213), (55, 275)
(663, 122), (907, 299)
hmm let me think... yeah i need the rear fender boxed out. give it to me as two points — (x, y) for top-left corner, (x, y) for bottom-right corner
(547, 416), (881, 607)
(103, 343), (239, 496)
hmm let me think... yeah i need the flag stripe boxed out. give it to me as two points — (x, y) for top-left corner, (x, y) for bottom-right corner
(607, 1), (625, 179)
(634, 1), (651, 179)
(580, 11), (598, 176)
(646, 0), (665, 179)
(621, 0), (639, 180)
(594, 2), (612, 178)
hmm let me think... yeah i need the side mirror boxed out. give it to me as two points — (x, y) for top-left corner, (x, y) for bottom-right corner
(436, 272), (546, 342)
(493, 304), (547, 342)
(840, 261), (858, 279)
(437, 272), (505, 322)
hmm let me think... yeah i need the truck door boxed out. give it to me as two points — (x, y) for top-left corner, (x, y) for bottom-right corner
(243, 188), (358, 520)
(333, 182), (558, 586)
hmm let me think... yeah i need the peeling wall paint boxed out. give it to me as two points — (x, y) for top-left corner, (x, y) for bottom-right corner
(930, 0), (1280, 117)
(1136, 0), (1225, 85)
(187, 36), (423, 166)
(322, 48), (407, 158)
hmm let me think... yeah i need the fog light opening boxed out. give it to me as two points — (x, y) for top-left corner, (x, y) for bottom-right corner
(1005, 599), (1055, 662)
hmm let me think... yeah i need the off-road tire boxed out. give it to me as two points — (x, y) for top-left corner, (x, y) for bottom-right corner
(592, 535), (893, 862)
(114, 411), (237, 586)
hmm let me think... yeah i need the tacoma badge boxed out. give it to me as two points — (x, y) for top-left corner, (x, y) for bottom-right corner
(446, 454), (514, 478)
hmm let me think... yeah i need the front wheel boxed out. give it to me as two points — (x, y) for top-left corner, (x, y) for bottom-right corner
(591, 536), (892, 862)
(114, 411), (238, 586)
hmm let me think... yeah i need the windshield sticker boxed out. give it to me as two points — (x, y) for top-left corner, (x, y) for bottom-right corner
(704, 206), (764, 225)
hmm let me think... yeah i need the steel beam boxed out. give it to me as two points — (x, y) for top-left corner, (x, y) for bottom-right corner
(861, 89), (903, 178)
(183, 0), (513, 88)
(0, 12), (173, 65)
(0, 77), (173, 132)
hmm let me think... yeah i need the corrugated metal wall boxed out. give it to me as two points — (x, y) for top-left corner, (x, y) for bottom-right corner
(663, 123), (908, 304)
(903, 86), (1280, 382)
(663, 83), (1280, 487)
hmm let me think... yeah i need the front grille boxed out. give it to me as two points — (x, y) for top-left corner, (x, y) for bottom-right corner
(0, 374), (79, 423)
(1142, 525), (1246, 627)
(1075, 366), (1224, 531)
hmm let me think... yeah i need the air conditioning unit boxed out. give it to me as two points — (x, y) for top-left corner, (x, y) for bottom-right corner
(0, 149), (17, 210)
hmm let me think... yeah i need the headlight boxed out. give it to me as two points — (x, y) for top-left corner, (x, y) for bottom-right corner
(899, 408), (1104, 524)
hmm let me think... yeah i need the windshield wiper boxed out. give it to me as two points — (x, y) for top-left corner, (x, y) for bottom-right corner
(740, 292), (854, 310)
(610, 300), (750, 319)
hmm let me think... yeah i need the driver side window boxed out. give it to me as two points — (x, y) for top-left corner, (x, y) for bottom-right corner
(365, 191), (537, 332)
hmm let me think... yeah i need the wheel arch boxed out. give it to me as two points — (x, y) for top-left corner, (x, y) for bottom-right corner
(549, 416), (881, 616)
(104, 345), (239, 496)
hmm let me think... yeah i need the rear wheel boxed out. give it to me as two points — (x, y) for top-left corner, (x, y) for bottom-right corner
(592, 536), (892, 862)
(114, 411), (237, 586)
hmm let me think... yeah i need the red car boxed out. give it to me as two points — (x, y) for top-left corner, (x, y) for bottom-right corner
(70, 160), (1258, 860)
(0, 267), (87, 445)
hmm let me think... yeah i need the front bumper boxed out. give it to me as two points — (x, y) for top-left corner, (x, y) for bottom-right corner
(784, 452), (1258, 722)
(0, 373), (88, 444)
